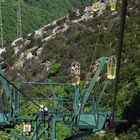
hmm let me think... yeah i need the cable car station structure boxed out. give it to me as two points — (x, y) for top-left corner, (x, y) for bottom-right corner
(0, 56), (116, 140)
(0, 0), (128, 139)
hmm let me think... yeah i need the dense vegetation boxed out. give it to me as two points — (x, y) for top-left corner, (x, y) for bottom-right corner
(0, 0), (140, 139)
(1, 0), (91, 43)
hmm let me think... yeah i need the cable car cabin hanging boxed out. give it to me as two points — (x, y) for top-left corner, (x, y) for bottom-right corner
(110, 0), (117, 11)
(107, 56), (116, 79)
(91, 0), (117, 12)
(91, 3), (99, 12)
(71, 62), (80, 85)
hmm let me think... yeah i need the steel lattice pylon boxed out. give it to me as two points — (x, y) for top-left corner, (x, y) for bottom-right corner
(0, 0), (3, 48)
(17, 0), (22, 38)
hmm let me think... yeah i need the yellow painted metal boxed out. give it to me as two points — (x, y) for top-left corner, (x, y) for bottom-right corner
(110, 0), (117, 11)
(91, 3), (99, 12)
(71, 62), (80, 85)
(107, 56), (116, 79)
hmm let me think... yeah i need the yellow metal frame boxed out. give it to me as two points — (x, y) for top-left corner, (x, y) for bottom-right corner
(71, 62), (80, 85)
(107, 56), (116, 80)
(91, 3), (99, 12)
(110, 0), (117, 11)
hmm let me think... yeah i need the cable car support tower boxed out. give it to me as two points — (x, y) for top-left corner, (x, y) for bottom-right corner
(0, 0), (3, 48)
(17, 0), (22, 38)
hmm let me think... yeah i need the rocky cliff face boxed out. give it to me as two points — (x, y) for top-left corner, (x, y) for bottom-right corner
(1, 4), (109, 82)
(1, 0), (140, 85)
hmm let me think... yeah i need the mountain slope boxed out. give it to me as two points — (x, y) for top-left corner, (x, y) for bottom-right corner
(1, 0), (91, 43)
(1, 0), (140, 139)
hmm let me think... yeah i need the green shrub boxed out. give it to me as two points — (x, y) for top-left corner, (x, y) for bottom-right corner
(48, 63), (61, 77)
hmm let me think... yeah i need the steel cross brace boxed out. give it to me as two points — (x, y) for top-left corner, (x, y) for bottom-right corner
(80, 57), (109, 112)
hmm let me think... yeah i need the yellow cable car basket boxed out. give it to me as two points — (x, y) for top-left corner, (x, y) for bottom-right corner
(91, 3), (99, 12)
(110, 0), (116, 11)
(71, 62), (80, 85)
(107, 56), (116, 80)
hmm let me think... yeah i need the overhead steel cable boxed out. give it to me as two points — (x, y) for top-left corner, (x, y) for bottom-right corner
(0, 72), (41, 108)
(90, 24), (102, 68)
(4, 60), (57, 99)
(3, 59), (72, 108)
